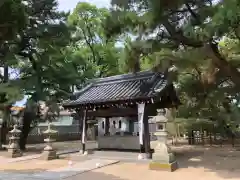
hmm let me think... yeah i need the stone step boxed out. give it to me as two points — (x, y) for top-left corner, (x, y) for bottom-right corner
(0, 172), (35, 180)
(32, 158), (119, 179)
(93, 151), (140, 158)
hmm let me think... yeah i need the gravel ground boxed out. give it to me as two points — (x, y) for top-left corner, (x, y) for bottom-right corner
(0, 159), (69, 173)
(67, 145), (240, 180)
(68, 161), (240, 180)
(1, 141), (240, 180)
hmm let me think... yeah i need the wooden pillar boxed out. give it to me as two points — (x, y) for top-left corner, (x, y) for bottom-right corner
(143, 106), (151, 159)
(81, 109), (87, 153)
(137, 103), (145, 158)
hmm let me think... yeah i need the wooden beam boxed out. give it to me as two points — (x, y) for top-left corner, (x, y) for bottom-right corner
(87, 107), (138, 117)
(64, 97), (154, 110)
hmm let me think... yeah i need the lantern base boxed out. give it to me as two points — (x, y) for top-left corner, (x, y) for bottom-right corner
(149, 161), (178, 172)
(7, 148), (22, 158)
(40, 149), (58, 160)
(149, 141), (178, 172)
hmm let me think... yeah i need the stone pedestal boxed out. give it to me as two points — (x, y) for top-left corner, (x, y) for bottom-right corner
(79, 147), (92, 155)
(149, 137), (178, 172)
(40, 123), (58, 160)
(7, 148), (22, 158)
(149, 109), (178, 172)
(41, 142), (58, 160)
(7, 125), (22, 158)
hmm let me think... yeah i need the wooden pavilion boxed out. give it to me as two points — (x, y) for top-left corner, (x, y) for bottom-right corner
(63, 70), (180, 157)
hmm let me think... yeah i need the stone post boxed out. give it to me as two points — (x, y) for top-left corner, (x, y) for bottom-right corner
(40, 123), (58, 160)
(7, 124), (22, 158)
(0, 119), (3, 150)
(149, 109), (178, 172)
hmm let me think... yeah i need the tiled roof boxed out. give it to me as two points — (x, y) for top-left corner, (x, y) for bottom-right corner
(63, 71), (169, 107)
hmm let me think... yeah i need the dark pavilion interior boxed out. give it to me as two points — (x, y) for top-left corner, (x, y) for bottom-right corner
(63, 70), (180, 156)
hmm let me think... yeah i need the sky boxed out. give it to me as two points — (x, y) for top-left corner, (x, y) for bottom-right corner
(58, 0), (111, 11)
(12, 0), (111, 107)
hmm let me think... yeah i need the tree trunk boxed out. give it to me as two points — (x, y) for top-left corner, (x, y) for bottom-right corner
(206, 43), (240, 88)
(19, 112), (33, 150)
(1, 107), (10, 144)
(1, 64), (9, 145)
(1, 120), (7, 145)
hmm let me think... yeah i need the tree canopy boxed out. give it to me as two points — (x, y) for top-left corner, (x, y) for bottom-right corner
(0, 0), (240, 146)
(68, 2), (121, 81)
(0, 0), (26, 43)
(0, 1), (124, 149)
(105, 0), (240, 85)
(104, 0), (240, 134)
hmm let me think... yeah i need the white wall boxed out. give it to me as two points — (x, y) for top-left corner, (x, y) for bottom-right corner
(97, 117), (105, 136)
(109, 117), (129, 132)
(97, 117), (130, 136)
(134, 122), (139, 133)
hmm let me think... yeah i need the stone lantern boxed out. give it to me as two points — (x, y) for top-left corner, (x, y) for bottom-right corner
(8, 124), (22, 158)
(149, 109), (178, 172)
(41, 123), (58, 160)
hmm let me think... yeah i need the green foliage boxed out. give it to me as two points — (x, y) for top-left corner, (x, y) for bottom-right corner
(104, 0), (240, 134)
(0, 82), (23, 106)
(0, 1), (124, 113)
(68, 2), (121, 83)
(0, 0), (75, 119)
(0, 0), (26, 43)
(15, 0), (74, 101)
(107, 0), (240, 86)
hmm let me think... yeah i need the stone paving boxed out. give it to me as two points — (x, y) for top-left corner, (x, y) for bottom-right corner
(69, 151), (151, 163)
(32, 159), (119, 179)
(0, 157), (119, 180)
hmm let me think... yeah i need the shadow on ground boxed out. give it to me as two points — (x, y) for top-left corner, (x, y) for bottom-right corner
(172, 145), (240, 179)
(0, 168), (127, 180)
(67, 171), (128, 180)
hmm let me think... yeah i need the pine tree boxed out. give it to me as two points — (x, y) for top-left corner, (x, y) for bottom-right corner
(106, 0), (240, 87)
